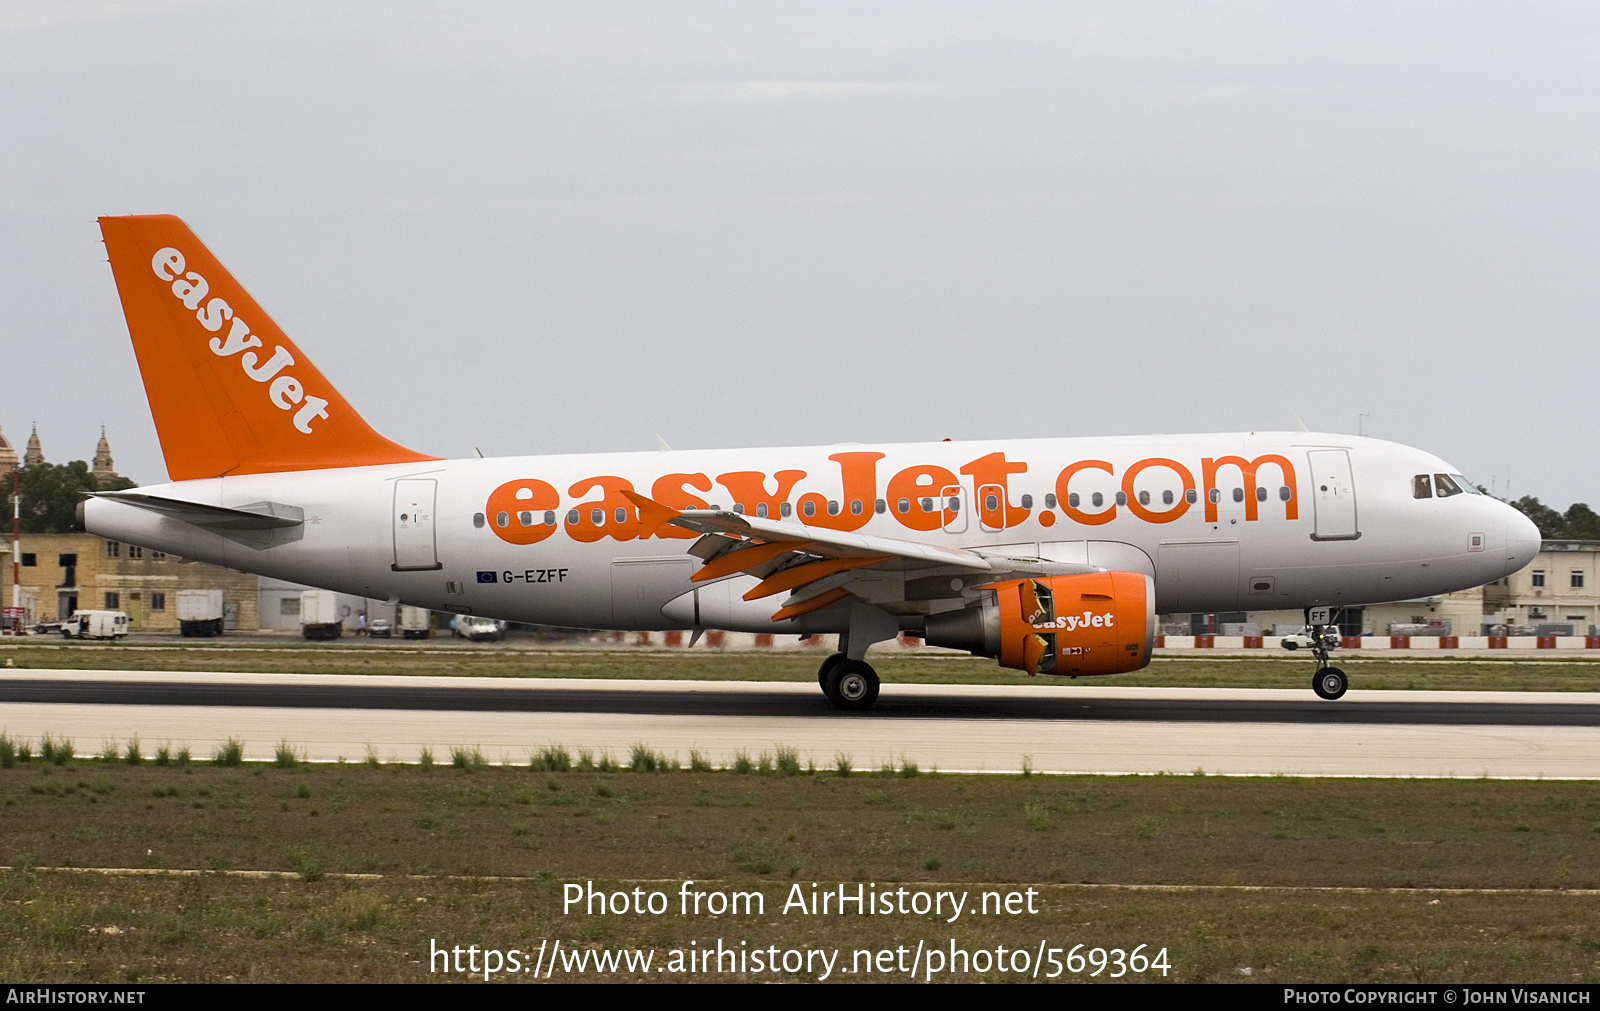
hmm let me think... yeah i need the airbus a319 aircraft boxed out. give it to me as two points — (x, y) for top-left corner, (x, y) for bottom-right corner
(85, 215), (1541, 709)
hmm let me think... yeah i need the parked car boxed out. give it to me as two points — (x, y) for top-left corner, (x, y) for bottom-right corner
(367, 618), (393, 638)
(1281, 627), (1339, 651)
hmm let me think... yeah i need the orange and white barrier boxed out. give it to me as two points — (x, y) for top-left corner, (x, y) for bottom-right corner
(1153, 635), (1600, 650)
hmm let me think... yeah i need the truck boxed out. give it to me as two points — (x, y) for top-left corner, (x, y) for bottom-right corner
(399, 606), (431, 640)
(299, 589), (343, 640)
(60, 610), (130, 641)
(176, 589), (225, 637)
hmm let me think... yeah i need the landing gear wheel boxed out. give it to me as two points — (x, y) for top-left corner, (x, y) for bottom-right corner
(817, 652), (845, 691)
(825, 659), (880, 711)
(1312, 667), (1348, 701)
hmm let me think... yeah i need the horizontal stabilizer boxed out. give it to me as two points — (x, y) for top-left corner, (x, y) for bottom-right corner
(94, 491), (304, 549)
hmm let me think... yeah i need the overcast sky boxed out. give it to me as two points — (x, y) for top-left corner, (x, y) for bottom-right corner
(1, 2), (1595, 506)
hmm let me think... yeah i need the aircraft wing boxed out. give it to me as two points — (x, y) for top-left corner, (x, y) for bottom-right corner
(624, 491), (1096, 622)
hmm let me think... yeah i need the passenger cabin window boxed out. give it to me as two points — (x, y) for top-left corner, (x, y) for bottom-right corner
(1115, 492), (1127, 506)
(827, 500), (840, 516)
(1021, 494), (1033, 509)
(779, 503), (792, 518)
(1185, 489), (1197, 504)
(1162, 490), (1174, 505)
(1090, 493), (1102, 508)
(518, 511), (533, 526)
(1137, 491), (1149, 506)
(1433, 474), (1463, 498)
(898, 498), (911, 514)
(803, 501), (816, 517)
(1255, 487), (1267, 502)
(1067, 493), (1079, 508)
(920, 498), (933, 513)
(1044, 493), (1056, 509)
(874, 499), (886, 515)
(1232, 487), (1244, 503)
(756, 503), (768, 518)
(544, 511), (556, 526)
(850, 499), (863, 515)
(1412, 475), (1432, 499)
(496, 512), (510, 527)
(473, 512), (485, 528)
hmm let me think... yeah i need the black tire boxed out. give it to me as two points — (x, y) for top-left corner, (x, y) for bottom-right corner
(816, 652), (846, 691)
(826, 659), (880, 711)
(1312, 667), (1348, 701)
(1282, 640), (1298, 650)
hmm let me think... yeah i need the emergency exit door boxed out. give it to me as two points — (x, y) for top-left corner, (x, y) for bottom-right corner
(393, 478), (442, 571)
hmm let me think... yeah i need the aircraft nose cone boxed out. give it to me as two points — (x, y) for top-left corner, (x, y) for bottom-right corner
(1505, 507), (1541, 570)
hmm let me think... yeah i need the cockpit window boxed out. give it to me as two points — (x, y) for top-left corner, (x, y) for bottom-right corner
(1412, 474), (1432, 499)
(1448, 474), (1479, 494)
(1434, 473), (1463, 498)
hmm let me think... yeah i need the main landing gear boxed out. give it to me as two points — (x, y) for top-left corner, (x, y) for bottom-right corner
(1307, 623), (1347, 701)
(817, 652), (880, 711)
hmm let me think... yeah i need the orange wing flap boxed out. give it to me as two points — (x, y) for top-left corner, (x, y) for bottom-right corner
(668, 509), (994, 569)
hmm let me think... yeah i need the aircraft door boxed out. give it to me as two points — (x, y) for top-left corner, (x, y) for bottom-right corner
(977, 484), (1006, 533)
(941, 484), (968, 534)
(1307, 450), (1359, 540)
(393, 478), (442, 571)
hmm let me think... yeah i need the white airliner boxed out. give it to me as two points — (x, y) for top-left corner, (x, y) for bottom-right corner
(83, 215), (1541, 709)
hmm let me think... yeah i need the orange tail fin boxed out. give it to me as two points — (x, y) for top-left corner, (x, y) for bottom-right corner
(99, 214), (439, 480)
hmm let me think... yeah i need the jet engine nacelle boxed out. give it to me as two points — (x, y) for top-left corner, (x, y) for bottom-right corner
(924, 571), (1156, 676)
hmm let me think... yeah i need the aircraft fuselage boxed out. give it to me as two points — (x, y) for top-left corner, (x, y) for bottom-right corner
(84, 431), (1540, 635)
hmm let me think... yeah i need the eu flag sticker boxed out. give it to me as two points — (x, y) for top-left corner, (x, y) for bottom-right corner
(476, 571), (498, 584)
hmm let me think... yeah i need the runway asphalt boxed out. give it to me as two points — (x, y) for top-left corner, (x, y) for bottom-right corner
(2, 670), (1597, 778)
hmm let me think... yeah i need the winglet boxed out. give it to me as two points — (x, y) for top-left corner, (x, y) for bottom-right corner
(99, 214), (440, 480)
(621, 489), (683, 539)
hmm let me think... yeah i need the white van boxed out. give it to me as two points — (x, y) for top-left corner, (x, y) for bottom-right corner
(455, 616), (502, 642)
(62, 610), (131, 640)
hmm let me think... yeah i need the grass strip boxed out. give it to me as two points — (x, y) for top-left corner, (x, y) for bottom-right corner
(2, 873), (1595, 983)
(2, 645), (1598, 691)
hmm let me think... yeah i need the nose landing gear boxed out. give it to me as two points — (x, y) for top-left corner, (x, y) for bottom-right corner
(1313, 665), (1348, 700)
(1307, 620), (1347, 700)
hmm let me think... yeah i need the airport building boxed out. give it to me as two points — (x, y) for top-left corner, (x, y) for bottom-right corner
(3, 532), (261, 632)
(1481, 539), (1599, 635)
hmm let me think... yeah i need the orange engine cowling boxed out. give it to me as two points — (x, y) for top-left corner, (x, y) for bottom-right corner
(923, 571), (1156, 676)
